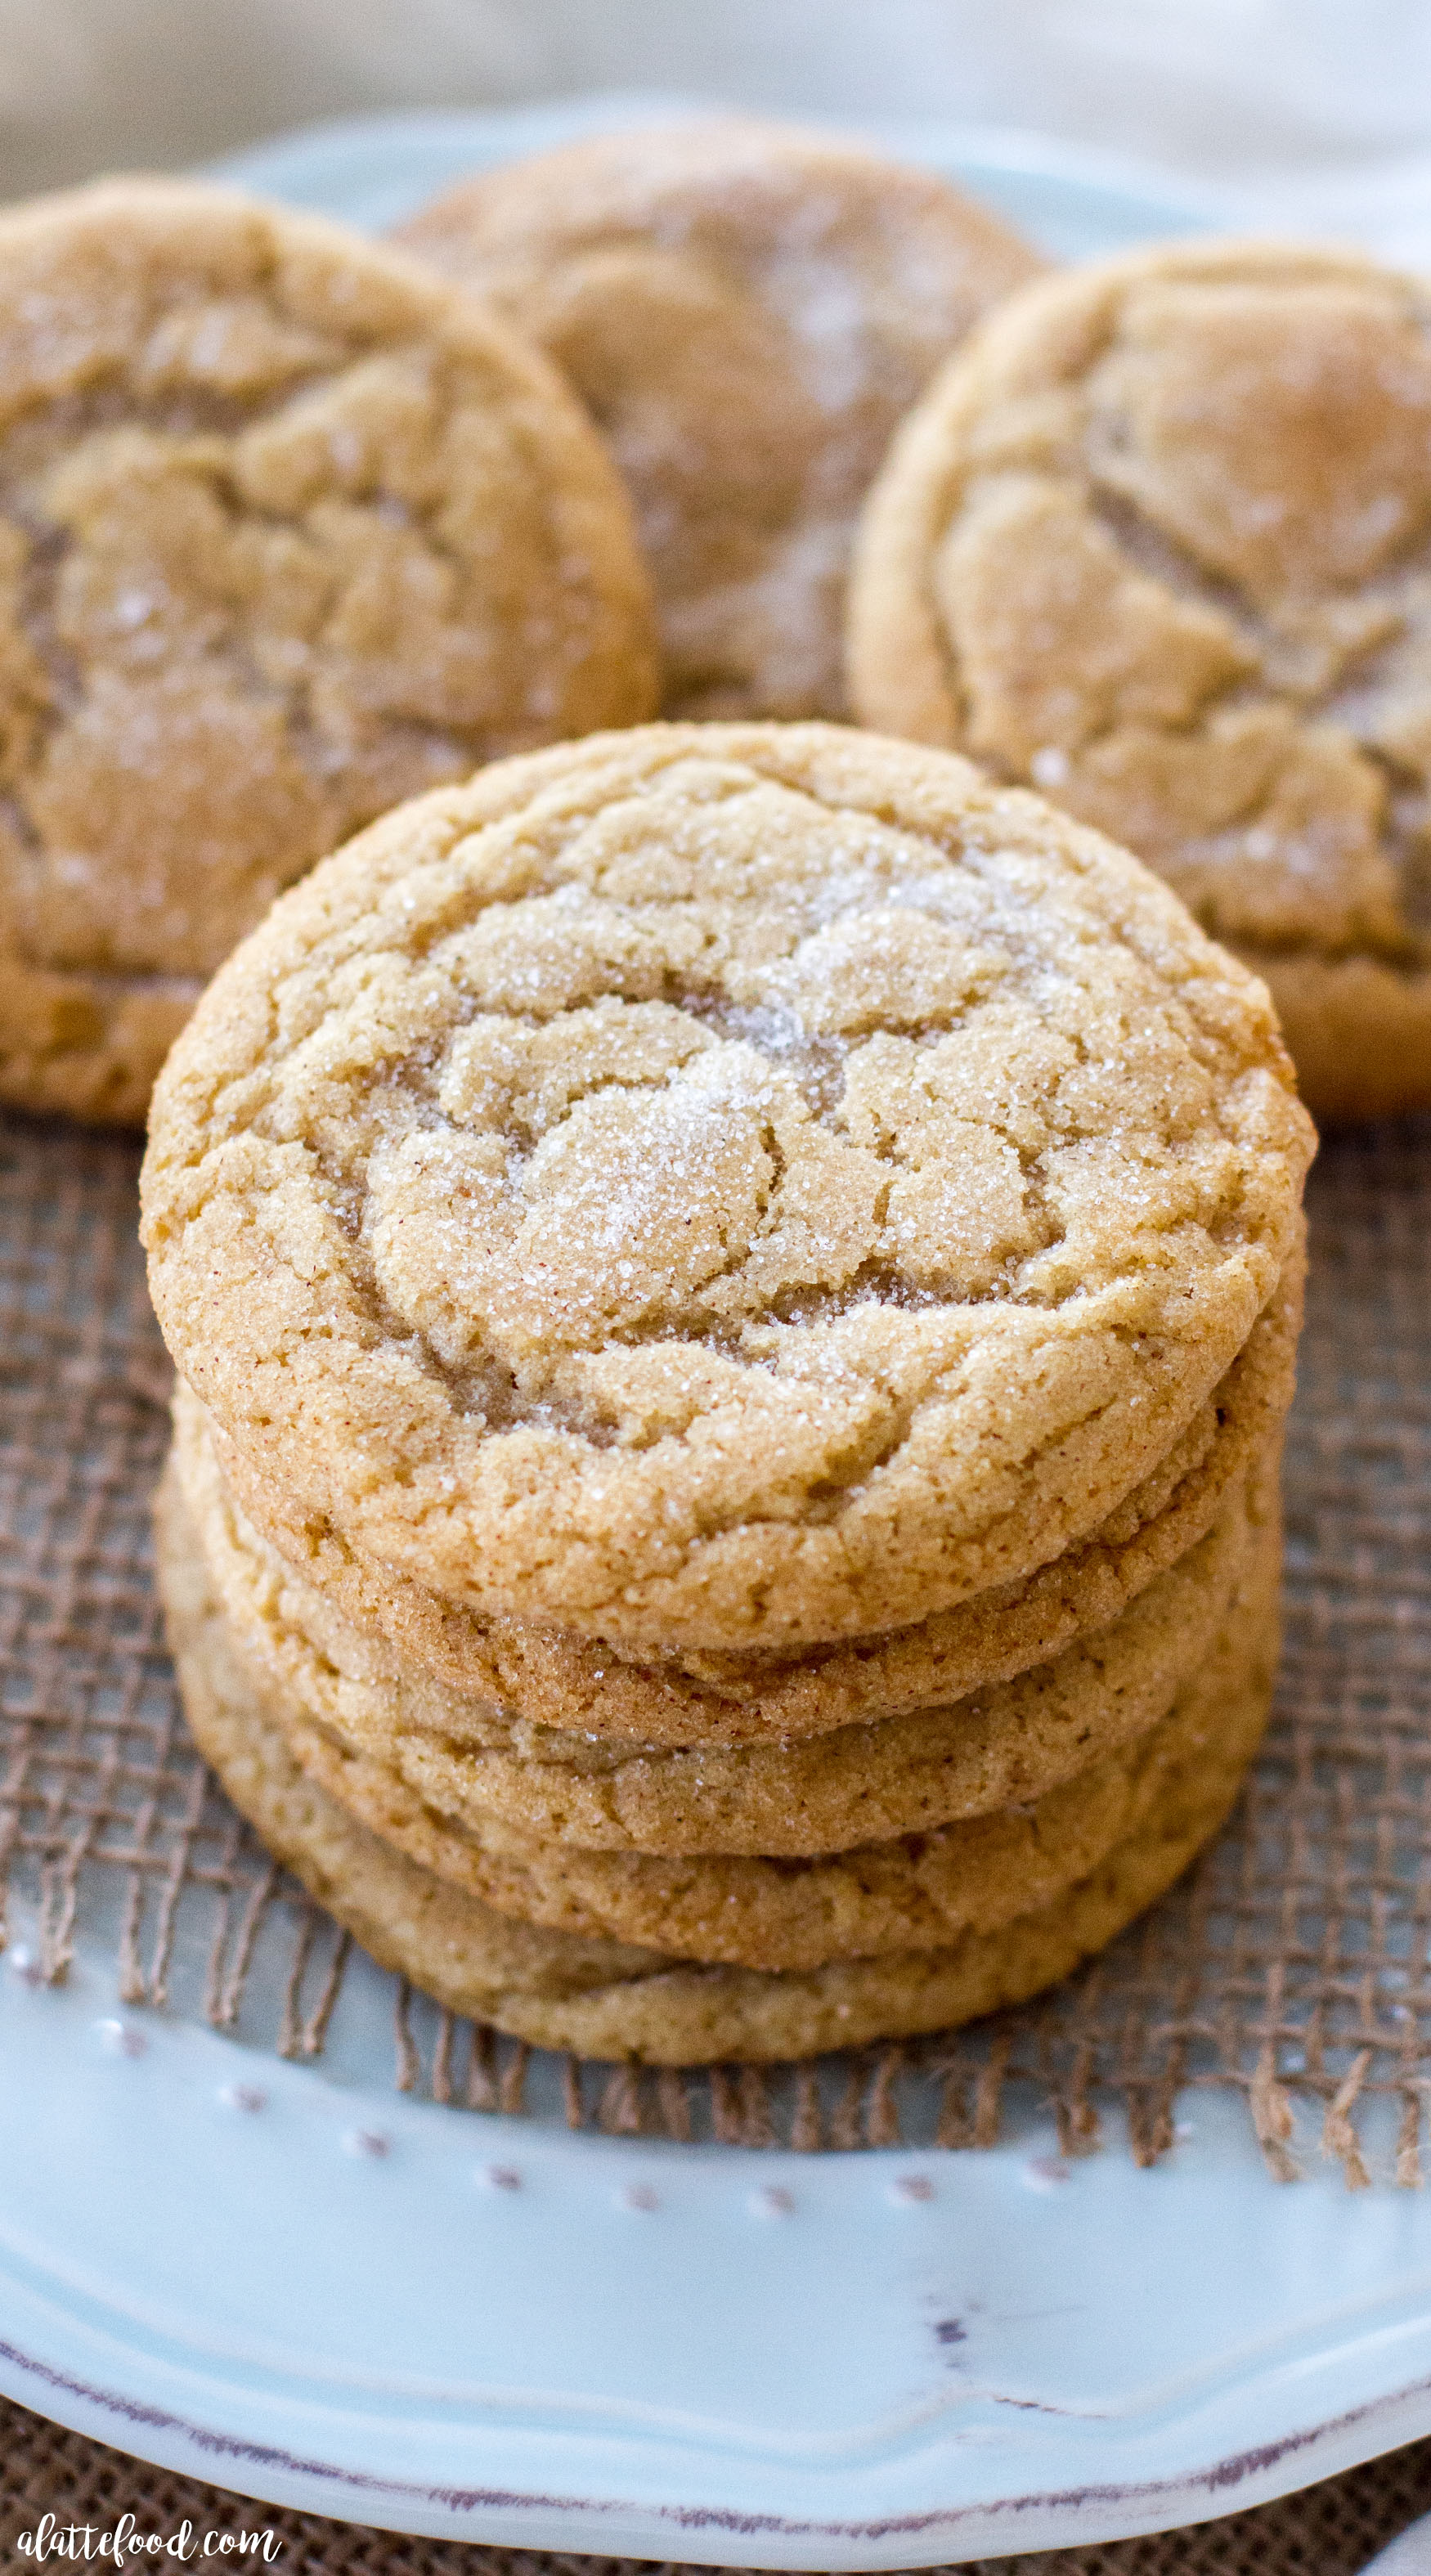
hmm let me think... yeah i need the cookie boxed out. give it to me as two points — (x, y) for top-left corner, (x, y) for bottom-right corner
(0, 176), (657, 1124)
(207, 1499), (1280, 1970)
(141, 723), (1313, 1653)
(846, 240), (1431, 1122)
(157, 1453), (1275, 2062)
(187, 1230), (1300, 1742)
(185, 1387), (1267, 1854)
(396, 118), (1042, 722)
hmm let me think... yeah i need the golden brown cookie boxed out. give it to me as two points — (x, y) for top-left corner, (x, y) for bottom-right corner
(396, 118), (1042, 722)
(157, 1453), (1276, 2062)
(184, 1379), (1267, 1855)
(141, 723), (1313, 1654)
(185, 1230), (1300, 1742)
(0, 176), (657, 1124)
(207, 1501), (1280, 1970)
(846, 239), (1431, 1122)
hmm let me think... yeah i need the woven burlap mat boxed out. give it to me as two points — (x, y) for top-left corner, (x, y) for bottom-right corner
(2, 2390), (1428, 2571)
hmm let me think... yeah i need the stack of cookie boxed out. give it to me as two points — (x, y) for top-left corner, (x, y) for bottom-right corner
(142, 723), (1314, 2065)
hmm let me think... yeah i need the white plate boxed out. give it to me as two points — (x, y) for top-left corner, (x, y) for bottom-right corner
(1366, 2513), (1431, 2574)
(8, 1944), (1431, 2566)
(4, 107), (1428, 2569)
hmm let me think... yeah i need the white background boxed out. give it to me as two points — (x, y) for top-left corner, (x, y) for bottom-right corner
(2, 0), (1431, 254)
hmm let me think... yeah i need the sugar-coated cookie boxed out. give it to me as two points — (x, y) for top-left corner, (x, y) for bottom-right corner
(397, 119), (1042, 721)
(848, 240), (1431, 1121)
(141, 722), (1313, 1650)
(0, 178), (657, 1122)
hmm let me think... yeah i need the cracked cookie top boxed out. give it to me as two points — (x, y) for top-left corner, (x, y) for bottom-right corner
(848, 240), (1431, 985)
(141, 721), (1312, 1649)
(397, 118), (1042, 722)
(0, 177), (657, 1000)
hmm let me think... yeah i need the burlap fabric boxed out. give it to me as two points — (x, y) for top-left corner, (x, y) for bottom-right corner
(2, 2388), (1429, 2570)
(4, 1107), (1430, 2162)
